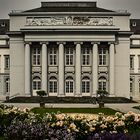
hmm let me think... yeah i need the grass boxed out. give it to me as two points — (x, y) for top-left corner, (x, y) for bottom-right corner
(31, 107), (119, 116)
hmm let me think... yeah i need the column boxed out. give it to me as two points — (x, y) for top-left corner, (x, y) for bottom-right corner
(75, 42), (81, 96)
(25, 43), (30, 95)
(109, 43), (115, 95)
(58, 42), (64, 96)
(41, 43), (47, 92)
(92, 43), (98, 96)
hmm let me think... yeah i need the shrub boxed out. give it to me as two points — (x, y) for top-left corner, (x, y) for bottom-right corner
(97, 90), (109, 98)
(36, 90), (47, 97)
(1, 104), (140, 139)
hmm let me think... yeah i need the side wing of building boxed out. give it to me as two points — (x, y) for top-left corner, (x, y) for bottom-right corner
(0, 19), (10, 100)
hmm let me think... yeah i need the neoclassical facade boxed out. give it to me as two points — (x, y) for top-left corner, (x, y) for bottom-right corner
(0, 1), (134, 99)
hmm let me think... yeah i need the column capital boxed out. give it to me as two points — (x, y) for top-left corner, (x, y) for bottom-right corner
(74, 41), (83, 45)
(24, 42), (32, 45)
(57, 41), (66, 45)
(40, 42), (49, 45)
(91, 42), (100, 45)
(108, 42), (116, 45)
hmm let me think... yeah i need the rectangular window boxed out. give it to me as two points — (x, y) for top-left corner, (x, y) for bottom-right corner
(130, 82), (133, 92)
(33, 81), (41, 90)
(5, 78), (10, 93)
(98, 82), (102, 90)
(82, 47), (90, 65)
(138, 55), (140, 69)
(98, 80), (107, 91)
(139, 81), (140, 92)
(103, 82), (106, 90)
(66, 81), (73, 93)
(4, 55), (10, 69)
(65, 47), (74, 66)
(82, 81), (90, 93)
(49, 81), (57, 93)
(99, 47), (107, 66)
(130, 55), (134, 69)
(130, 78), (133, 93)
(49, 47), (57, 65)
(32, 48), (41, 66)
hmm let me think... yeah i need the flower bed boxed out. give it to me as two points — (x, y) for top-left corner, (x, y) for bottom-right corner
(1, 104), (140, 140)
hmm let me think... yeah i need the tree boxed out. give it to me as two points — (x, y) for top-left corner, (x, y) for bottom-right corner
(36, 90), (47, 97)
(36, 90), (47, 107)
(97, 90), (109, 108)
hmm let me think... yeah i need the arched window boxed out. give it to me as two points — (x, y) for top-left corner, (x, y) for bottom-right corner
(5, 78), (10, 93)
(82, 77), (90, 93)
(98, 77), (107, 91)
(65, 77), (74, 93)
(33, 77), (41, 90)
(130, 78), (133, 92)
(49, 77), (57, 93)
(32, 47), (41, 66)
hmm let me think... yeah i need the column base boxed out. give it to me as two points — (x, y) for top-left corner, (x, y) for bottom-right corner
(74, 94), (82, 97)
(58, 94), (65, 97)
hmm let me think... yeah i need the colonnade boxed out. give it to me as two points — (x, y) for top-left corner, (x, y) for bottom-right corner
(24, 42), (115, 96)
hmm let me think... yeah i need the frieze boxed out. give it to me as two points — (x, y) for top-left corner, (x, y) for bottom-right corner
(26, 16), (113, 26)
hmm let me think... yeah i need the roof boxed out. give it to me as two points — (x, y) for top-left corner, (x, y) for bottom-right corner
(0, 19), (9, 35)
(130, 19), (140, 34)
(23, 1), (114, 13)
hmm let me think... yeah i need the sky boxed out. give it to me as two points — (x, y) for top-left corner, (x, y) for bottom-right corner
(0, 0), (139, 19)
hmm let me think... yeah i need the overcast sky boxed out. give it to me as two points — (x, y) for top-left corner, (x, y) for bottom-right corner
(0, 0), (139, 19)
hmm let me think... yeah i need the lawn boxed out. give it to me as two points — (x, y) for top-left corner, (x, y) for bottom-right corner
(31, 107), (119, 116)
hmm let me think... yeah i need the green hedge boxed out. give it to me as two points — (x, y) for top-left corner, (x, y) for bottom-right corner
(5, 96), (136, 103)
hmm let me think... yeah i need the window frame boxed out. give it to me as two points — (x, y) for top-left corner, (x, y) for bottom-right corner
(32, 77), (41, 90)
(49, 77), (57, 93)
(4, 55), (10, 69)
(82, 77), (90, 93)
(49, 47), (57, 66)
(130, 55), (134, 70)
(32, 47), (41, 66)
(82, 47), (90, 66)
(98, 47), (108, 66)
(98, 77), (107, 91)
(65, 77), (74, 93)
(130, 78), (133, 93)
(5, 78), (10, 94)
(138, 80), (140, 93)
(65, 47), (74, 66)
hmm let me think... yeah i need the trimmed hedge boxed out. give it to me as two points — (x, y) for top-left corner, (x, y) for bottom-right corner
(5, 96), (136, 103)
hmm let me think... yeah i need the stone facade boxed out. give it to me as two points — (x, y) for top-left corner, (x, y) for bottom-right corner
(0, 1), (138, 100)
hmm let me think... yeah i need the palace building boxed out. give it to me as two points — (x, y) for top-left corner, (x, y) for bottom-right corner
(0, 1), (140, 100)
